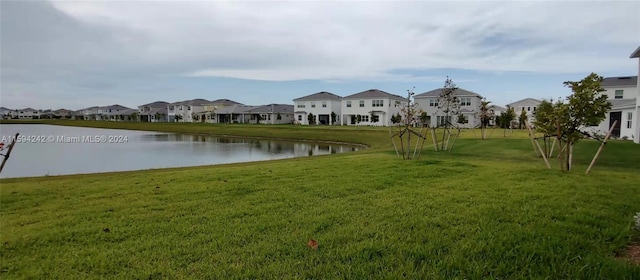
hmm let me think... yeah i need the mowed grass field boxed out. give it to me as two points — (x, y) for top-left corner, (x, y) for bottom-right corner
(1, 120), (639, 279)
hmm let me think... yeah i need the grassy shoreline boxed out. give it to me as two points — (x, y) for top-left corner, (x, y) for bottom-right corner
(1, 120), (639, 278)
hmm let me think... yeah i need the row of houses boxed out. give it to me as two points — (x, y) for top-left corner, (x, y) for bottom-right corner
(3, 47), (639, 142)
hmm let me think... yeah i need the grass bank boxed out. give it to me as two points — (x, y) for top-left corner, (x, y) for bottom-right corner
(1, 121), (639, 278)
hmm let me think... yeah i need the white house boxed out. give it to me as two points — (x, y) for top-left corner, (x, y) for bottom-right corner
(506, 98), (541, 125)
(17, 108), (41, 119)
(167, 99), (211, 122)
(340, 89), (406, 126)
(248, 104), (295, 124)
(0, 107), (15, 119)
(488, 105), (506, 126)
(414, 88), (484, 128)
(588, 76), (638, 140)
(632, 46), (640, 144)
(293, 91), (342, 125)
(138, 101), (169, 122)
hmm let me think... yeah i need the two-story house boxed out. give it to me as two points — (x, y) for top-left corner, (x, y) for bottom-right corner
(588, 75), (638, 140)
(506, 98), (542, 126)
(631, 46), (640, 144)
(53, 109), (74, 119)
(17, 108), (41, 119)
(0, 107), (13, 119)
(293, 91), (342, 125)
(340, 89), (406, 126)
(414, 88), (484, 128)
(167, 99), (211, 122)
(138, 101), (169, 122)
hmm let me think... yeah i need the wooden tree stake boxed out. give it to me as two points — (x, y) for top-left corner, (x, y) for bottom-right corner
(585, 120), (617, 175)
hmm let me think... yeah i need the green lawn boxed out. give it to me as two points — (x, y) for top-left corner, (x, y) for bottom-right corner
(1, 121), (639, 279)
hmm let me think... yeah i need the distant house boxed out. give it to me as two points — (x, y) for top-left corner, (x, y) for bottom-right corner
(506, 98), (542, 125)
(414, 88), (484, 128)
(102, 105), (132, 121)
(53, 109), (74, 119)
(488, 105), (506, 126)
(138, 101), (169, 122)
(341, 89), (407, 126)
(0, 107), (11, 119)
(589, 76), (638, 139)
(631, 45), (640, 143)
(247, 104), (294, 124)
(214, 105), (259, 124)
(113, 109), (139, 121)
(17, 108), (41, 119)
(166, 99), (208, 122)
(293, 91), (342, 125)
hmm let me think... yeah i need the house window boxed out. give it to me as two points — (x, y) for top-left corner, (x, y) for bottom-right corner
(437, 116), (451, 126)
(346, 101), (352, 108)
(297, 104), (305, 108)
(533, 107), (536, 111)
(298, 115), (302, 121)
(169, 106), (174, 110)
(372, 115), (379, 122)
(615, 90), (624, 99)
(311, 102), (316, 108)
(359, 100), (365, 107)
(527, 107), (531, 111)
(362, 115), (369, 122)
(628, 112), (633, 129)
(372, 100), (383, 107)
(460, 98), (471, 106)
(187, 106), (191, 111)
(322, 101), (327, 108)
(179, 106), (183, 110)
(429, 99), (439, 107)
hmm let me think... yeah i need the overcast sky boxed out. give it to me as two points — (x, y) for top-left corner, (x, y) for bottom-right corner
(1, 0), (639, 110)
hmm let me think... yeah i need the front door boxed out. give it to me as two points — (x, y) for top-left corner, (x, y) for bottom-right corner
(610, 112), (622, 138)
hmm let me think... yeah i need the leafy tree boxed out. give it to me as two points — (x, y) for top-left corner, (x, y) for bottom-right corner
(131, 112), (139, 122)
(192, 113), (200, 122)
(518, 108), (527, 129)
(370, 112), (378, 123)
(256, 114), (262, 124)
(174, 114), (182, 122)
(419, 112), (429, 127)
(276, 112), (282, 121)
(330, 111), (337, 125)
(456, 114), (467, 124)
(436, 76), (460, 150)
(533, 99), (556, 157)
(535, 73), (611, 171)
(495, 115), (501, 127)
(308, 113), (315, 125)
(356, 114), (362, 124)
(478, 98), (494, 139)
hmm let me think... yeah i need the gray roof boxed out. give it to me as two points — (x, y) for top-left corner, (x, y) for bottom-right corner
(211, 99), (243, 106)
(631, 45), (640, 58)
(215, 105), (260, 114)
(139, 101), (169, 108)
(414, 88), (483, 98)
(601, 76), (637, 87)
(105, 104), (131, 111)
(489, 105), (506, 111)
(343, 89), (405, 100)
(507, 98), (542, 107)
(139, 108), (168, 116)
(169, 99), (212, 106)
(19, 108), (37, 111)
(249, 104), (294, 114)
(110, 108), (138, 116)
(293, 91), (342, 101)
(0, 107), (11, 110)
(609, 98), (636, 110)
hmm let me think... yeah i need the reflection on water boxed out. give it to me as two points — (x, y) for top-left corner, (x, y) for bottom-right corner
(0, 124), (360, 178)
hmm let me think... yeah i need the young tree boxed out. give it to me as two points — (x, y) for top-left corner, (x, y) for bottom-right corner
(518, 108), (527, 129)
(533, 99), (556, 157)
(276, 112), (282, 121)
(330, 111), (337, 125)
(536, 73), (611, 171)
(370, 112), (378, 124)
(419, 112), (429, 127)
(308, 113), (315, 125)
(131, 112), (139, 122)
(256, 114), (262, 124)
(174, 114), (182, 122)
(436, 76), (460, 150)
(456, 114), (467, 125)
(478, 98), (494, 139)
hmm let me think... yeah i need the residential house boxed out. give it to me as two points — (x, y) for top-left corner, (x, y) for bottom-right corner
(293, 91), (342, 125)
(506, 98), (541, 126)
(112, 109), (139, 121)
(40, 109), (54, 119)
(488, 105), (506, 126)
(53, 109), (74, 119)
(414, 88), (484, 128)
(75, 106), (99, 120)
(1, 107), (15, 119)
(203, 99), (244, 123)
(214, 105), (260, 124)
(17, 108), (41, 119)
(246, 104), (294, 124)
(102, 105), (132, 121)
(632, 45), (640, 143)
(340, 89), (407, 126)
(138, 101), (169, 122)
(167, 99), (217, 123)
(589, 75), (638, 140)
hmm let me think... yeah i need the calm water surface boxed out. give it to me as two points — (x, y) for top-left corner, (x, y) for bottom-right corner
(0, 124), (360, 178)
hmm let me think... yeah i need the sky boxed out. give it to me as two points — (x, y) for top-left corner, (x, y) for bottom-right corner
(1, 0), (639, 111)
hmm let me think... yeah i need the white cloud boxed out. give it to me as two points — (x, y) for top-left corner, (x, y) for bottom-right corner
(46, 0), (639, 82)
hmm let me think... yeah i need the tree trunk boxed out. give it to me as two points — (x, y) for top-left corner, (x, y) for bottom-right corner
(567, 143), (573, 171)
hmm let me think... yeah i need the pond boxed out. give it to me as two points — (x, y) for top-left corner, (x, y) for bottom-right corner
(0, 124), (360, 178)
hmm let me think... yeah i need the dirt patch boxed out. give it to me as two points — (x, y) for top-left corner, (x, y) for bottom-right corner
(618, 239), (640, 266)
